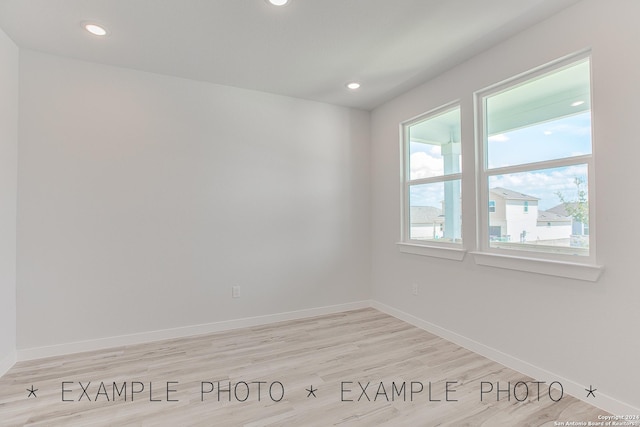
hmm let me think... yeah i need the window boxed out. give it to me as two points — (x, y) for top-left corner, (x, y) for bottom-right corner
(401, 104), (462, 248)
(477, 55), (594, 262)
(398, 52), (600, 278)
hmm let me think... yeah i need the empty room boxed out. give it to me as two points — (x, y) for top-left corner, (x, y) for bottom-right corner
(0, 0), (638, 425)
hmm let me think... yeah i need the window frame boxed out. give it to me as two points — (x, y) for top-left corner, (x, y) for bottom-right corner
(396, 51), (603, 280)
(474, 52), (598, 267)
(399, 101), (465, 258)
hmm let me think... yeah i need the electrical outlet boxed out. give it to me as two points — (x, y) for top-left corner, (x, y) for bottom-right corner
(411, 283), (419, 296)
(232, 285), (241, 298)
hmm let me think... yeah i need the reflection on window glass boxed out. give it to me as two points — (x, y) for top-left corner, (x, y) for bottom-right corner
(486, 59), (591, 169)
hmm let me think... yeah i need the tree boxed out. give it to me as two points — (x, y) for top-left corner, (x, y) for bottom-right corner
(555, 177), (588, 228)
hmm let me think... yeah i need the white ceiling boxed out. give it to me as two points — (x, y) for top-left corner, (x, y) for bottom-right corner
(0, 0), (581, 110)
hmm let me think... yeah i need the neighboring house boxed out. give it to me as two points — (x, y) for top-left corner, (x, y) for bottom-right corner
(410, 206), (443, 240)
(547, 202), (589, 236)
(536, 210), (573, 243)
(411, 187), (580, 245)
(489, 187), (572, 244)
(489, 187), (540, 242)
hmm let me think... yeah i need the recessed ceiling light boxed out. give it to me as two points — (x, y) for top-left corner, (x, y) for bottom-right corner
(571, 100), (585, 107)
(346, 82), (361, 90)
(266, 0), (290, 6)
(84, 23), (108, 36)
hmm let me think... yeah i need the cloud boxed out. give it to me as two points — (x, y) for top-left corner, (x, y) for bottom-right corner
(546, 120), (592, 137)
(410, 182), (446, 207)
(489, 165), (588, 209)
(488, 134), (509, 142)
(410, 152), (443, 179)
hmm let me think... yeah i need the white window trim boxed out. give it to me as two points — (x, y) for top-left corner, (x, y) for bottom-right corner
(397, 242), (466, 261)
(473, 51), (601, 280)
(470, 252), (603, 282)
(399, 101), (464, 259)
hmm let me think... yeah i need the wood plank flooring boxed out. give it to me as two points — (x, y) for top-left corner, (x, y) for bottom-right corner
(0, 308), (608, 426)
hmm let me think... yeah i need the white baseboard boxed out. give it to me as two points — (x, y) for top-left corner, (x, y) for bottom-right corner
(17, 300), (371, 361)
(0, 349), (16, 378)
(370, 300), (639, 416)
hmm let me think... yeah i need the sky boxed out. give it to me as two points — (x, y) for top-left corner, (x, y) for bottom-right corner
(409, 112), (592, 211)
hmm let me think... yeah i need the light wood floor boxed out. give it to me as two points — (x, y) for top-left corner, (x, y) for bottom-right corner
(0, 308), (607, 426)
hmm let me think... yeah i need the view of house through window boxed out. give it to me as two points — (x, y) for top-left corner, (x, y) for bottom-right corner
(482, 57), (592, 256)
(405, 106), (462, 244)
(400, 55), (594, 262)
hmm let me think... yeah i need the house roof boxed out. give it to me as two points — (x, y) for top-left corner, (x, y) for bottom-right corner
(537, 210), (571, 222)
(547, 202), (579, 217)
(490, 187), (539, 201)
(410, 206), (443, 224)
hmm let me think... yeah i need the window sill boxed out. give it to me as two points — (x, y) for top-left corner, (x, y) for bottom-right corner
(397, 242), (466, 261)
(470, 251), (603, 282)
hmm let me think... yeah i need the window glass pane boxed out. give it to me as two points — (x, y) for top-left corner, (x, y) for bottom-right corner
(486, 60), (591, 169)
(487, 112), (592, 169)
(409, 180), (461, 243)
(408, 107), (461, 179)
(488, 164), (589, 255)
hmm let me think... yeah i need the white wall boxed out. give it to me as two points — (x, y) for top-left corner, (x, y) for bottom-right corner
(371, 0), (640, 412)
(17, 50), (371, 350)
(0, 27), (18, 374)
